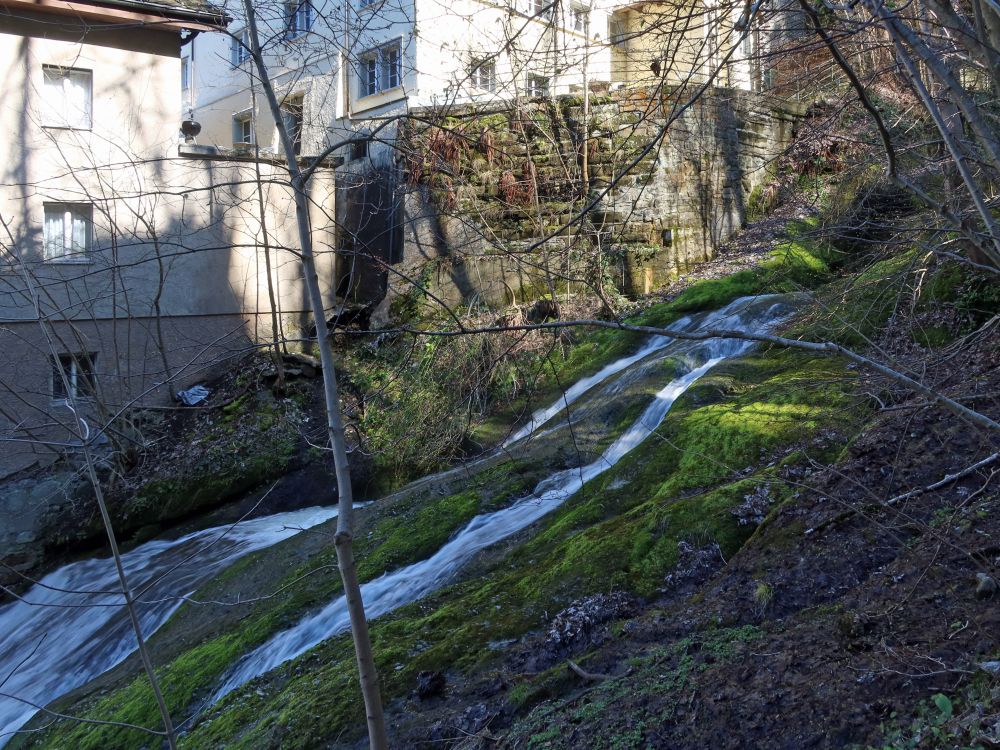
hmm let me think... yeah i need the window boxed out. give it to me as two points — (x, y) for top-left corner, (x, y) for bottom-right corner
(361, 54), (378, 97)
(470, 59), (496, 92)
(51, 352), (96, 402)
(384, 44), (400, 89)
(233, 114), (253, 145)
(350, 136), (369, 161)
(526, 73), (549, 97)
(42, 66), (92, 129)
(609, 18), (627, 47)
(281, 97), (303, 155)
(181, 57), (190, 92)
(231, 29), (251, 66)
(358, 42), (402, 98)
(285, 0), (313, 39)
(571, 4), (588, 32)
(43, 203), (92, 262)
(359, 0), (378, 8)
(530, 0), (551, 18)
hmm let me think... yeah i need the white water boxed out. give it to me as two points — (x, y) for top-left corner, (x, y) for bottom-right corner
(0, 294), (794, 741)
(502, 316), (692, 446)
(0, 505), (339, 746)
(213, 295), (794, 702)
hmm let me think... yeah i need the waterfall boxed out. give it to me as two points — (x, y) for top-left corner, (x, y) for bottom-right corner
(212, 295), (795, 703)
(0, 506), (338, 746)
(0, 294), (795, 743)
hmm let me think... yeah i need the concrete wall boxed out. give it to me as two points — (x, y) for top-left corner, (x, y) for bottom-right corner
(0, 13), (338, 475)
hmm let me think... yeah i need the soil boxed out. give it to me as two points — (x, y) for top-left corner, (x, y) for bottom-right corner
(371, 230), (1000, 749)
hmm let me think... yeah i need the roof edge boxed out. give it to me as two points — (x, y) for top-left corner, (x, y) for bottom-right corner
(0, 0), (230, 31)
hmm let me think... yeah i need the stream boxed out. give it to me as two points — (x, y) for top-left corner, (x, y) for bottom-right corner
(0, 294), (794, 744)
(212, 294), (795, 701)
(0, 506), (339, 745)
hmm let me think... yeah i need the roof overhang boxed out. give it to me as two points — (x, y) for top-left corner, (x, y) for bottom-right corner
(0, 0), (229, 32)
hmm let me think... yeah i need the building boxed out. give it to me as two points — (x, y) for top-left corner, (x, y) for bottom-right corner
(0, 0), (340, 475)
(182, 0), (765, 154)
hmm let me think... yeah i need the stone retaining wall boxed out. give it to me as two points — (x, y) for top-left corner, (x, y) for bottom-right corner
(338, 87), (803, 316)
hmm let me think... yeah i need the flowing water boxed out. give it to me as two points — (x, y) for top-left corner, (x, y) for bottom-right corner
(212, 294), (795, 702)
(0, 506), (339, 745)
(0, 294), (795, 742)
(501, 316), (693, 446)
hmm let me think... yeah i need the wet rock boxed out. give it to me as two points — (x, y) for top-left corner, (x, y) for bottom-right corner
(547, 592), (638, 649)
(416, 670), (446, 700)
(456, 703), (491, 735)
(976, 572), (997, 599)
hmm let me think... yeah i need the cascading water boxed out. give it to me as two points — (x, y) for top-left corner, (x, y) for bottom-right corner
(502, 315), (693, 446)
(0, 294), (795, 742)
(0, 505), (339, 746)
(212, 294), (796, 703)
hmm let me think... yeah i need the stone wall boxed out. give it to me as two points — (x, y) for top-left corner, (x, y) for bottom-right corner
(338, 87), (803, 317)
(0, 473), (92, 581)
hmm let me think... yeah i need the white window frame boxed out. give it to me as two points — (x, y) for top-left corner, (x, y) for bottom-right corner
(43, 203), (92, 263)
(358, 41), (403, 98)
(469, 58), (496, 92)
(233, 113), (253, 145)
(285, 0), (313, 39)
(181, 57), (190, 92)
(51, 352), (97, 404)
(526, 73), (549, 97)
(571, 4), (588, 32)
(41, 66), (92, 130)
(231, 29), (251, 66)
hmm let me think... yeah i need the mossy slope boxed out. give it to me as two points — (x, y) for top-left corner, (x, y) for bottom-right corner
(16, 319), (862, 749)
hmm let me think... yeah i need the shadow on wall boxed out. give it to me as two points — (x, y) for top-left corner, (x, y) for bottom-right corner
(336, 162), (403, 304)
(0, 148), (335, 476)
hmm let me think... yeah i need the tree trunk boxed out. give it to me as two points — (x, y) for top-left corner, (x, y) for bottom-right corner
(238, 7), (389, 747)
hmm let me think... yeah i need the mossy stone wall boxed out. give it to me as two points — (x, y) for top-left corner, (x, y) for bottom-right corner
(342, 88), (803, 318)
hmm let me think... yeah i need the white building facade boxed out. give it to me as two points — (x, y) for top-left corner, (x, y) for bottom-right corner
(183, 0), (765, 160)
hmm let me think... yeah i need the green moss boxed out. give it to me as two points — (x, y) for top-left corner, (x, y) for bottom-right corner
(792, 250), (918, 347)
(24, 261), (871, 750)
(911, 325), (953, 349)
(126, 435), (297, 529)
(662, 230), (836, 315)
(919, 260), (965, 305)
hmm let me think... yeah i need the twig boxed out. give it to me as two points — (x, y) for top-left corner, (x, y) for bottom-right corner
(885, 452), (999, 507)
(566, 659), (611, 682)
(805, 452), (999, 536)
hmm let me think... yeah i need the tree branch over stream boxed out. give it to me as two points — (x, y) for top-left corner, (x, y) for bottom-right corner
(366, 319), (1000, 435)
